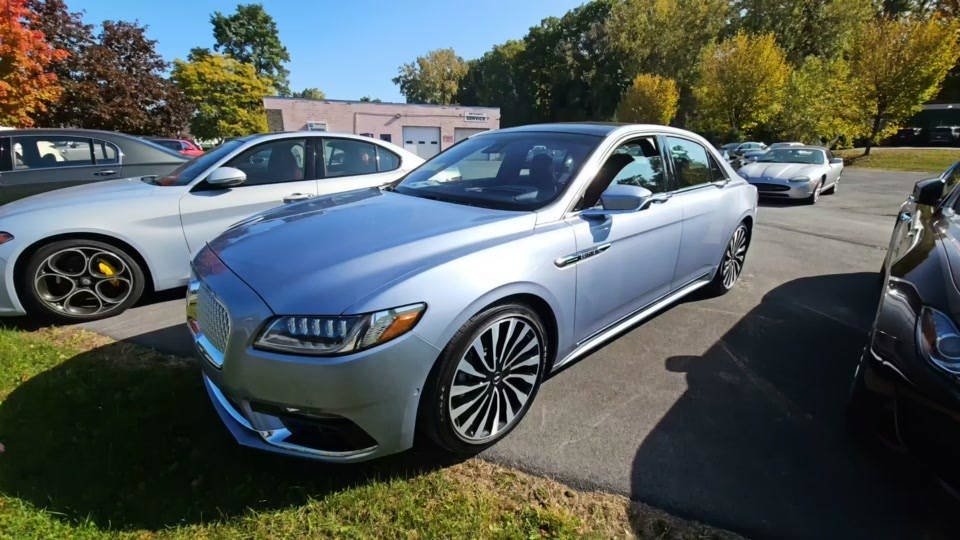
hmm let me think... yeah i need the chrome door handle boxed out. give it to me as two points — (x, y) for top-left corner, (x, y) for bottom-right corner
(282, 193), (313, 203)
(642, 193), (672, 209)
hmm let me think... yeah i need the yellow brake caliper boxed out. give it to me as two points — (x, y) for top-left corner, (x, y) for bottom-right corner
(97, 259), (120, 286)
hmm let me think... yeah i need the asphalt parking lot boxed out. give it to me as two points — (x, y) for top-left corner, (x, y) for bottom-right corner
(80, 167), (957, 539)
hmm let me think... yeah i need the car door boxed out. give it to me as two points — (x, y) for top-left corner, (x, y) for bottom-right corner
(888, 163), (960, 267)
(824, 149), (842, 185)
(0, 135), (109, 203)
(318, 137), (406, 194)
(178, 136), (318, 254)
(567, 135), (683, 341)
(663, 135), (732, 289)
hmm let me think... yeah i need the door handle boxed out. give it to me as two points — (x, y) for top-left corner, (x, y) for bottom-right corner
(282, 193), (313, 204)
(642, 193), (672, 209)
(94, 170), (117, 176)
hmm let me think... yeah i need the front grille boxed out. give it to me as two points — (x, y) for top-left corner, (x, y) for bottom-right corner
(198, 286), (230, 353)
(752, 182), (791, 192)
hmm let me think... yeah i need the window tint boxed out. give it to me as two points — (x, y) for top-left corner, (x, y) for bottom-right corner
(666, 136), (724, 188)
(609, 136), (668, 194)
(92, 139), (119, 164)
(376, 146), (400, 172)
(944, 162), (960, 202)
(0, 138), (10, 171)
(12, 136), (93, 169)
(224, 139), (306, 186)
(323, 139), (378, 177)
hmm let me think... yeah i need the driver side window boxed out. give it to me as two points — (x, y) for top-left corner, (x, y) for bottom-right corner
(224, 139), (306, 187)
(609, 136), (668, 194)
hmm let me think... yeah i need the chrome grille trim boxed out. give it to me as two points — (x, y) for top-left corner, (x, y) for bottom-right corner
(198, 285), (230, 357)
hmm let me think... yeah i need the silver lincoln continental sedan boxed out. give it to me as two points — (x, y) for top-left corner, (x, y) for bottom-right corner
(188, 123), (758, 462)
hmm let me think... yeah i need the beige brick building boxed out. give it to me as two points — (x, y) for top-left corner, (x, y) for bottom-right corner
(263, 97), (500, 159)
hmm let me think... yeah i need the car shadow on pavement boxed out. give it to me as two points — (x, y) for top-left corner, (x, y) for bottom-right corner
(0, 337), (461, 531)
(629, 272), (960, 539)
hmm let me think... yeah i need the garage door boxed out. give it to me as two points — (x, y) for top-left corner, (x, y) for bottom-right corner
(402, 126), (440, 159)
(454, 128), (487, 143)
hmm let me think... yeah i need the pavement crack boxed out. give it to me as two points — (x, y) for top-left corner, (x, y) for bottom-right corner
(756, 222), (886, 250)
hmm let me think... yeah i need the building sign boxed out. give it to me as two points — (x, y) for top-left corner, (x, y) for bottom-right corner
(464, 113), (488, 122)
(306, 121), (327, 131)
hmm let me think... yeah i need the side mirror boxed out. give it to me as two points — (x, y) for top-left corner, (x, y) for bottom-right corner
(599, 184), (653, 211)
(914, 177), (944, 206)
(830, 157), (843, 165)
(207, 166), (246, 188)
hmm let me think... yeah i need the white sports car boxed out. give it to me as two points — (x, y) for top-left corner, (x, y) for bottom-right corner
(0, 132), (423, 322)
(738, 146), (843, 204)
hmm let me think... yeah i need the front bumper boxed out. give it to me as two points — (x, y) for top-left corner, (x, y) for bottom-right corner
(188, 254), (441, 463)
(746, 178), (817, 200)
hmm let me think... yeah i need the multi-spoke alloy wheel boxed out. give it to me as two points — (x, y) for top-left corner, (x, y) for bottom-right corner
(21, 239), (145, 322)
(705, 223), (750, 296)
(422, 303), (547, 454)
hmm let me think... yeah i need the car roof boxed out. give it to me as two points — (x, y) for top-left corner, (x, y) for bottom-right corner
(484, 123), (625, 137)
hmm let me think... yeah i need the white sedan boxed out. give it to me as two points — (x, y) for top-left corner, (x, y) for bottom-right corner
(0, 132), (423, 321)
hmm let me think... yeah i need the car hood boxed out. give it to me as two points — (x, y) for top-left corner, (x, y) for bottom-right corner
(0, 176), (181, 218)
(739, 162), (819, 179)
(209, 188), (537, 315)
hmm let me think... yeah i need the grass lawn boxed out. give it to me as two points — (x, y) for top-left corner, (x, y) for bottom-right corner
(0, 326), (735, 539)
(839, 148), (960, 173)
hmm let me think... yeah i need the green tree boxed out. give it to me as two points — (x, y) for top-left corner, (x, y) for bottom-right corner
(393, 48), (468, 105)
(294, 88), (325, 100)
(520, 0), (624, 122)
(606, 0), (729, 124)
(172, 53), (272, 140)
(211, 3), (290, 95)
(850, 16), (960, 154)
(692, 31), (790, 138)
(616, 74), (679, 125)
(457, 40), (530, 125)
(773, 57), (865, 146)
(731, 0), (874, 63)
(359, 96), (381, 102)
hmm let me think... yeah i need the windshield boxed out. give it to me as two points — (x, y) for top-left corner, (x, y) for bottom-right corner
(394, 131), (602, 211)
(757, 148), (824, 165)
(147, 140), (243, 186)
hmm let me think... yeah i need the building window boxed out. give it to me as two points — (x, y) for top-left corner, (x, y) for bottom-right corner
(380, 134), (392, 142)
(306, 121), (327, 131)
(464, 113), (488, 122)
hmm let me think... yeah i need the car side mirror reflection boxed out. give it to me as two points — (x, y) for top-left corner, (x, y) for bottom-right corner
(914, 177), (944, 206)
(207, 166), (247, 188)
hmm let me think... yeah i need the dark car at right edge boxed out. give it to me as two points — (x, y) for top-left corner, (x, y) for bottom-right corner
(851, 160), (960, 489)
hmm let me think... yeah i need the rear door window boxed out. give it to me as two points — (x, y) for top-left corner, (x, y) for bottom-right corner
(12, 136), (93, 169)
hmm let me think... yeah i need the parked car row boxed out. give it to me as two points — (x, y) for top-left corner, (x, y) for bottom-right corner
(0, 122), (955, 494)
(887, 126), (960, 146)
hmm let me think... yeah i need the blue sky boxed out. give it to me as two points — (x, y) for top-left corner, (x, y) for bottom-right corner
(68, 0), (586, 102)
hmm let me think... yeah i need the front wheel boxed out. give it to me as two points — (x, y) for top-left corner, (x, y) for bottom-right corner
(420, 303), (548, 455)
(19, 238), (145, 323)
(805, 180), (823, 204)
(704, 223), (750, 296)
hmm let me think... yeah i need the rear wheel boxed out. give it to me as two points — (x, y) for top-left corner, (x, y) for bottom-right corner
(420, 303), (548, 455)
(704, 223), (750, 296)
(19, 238), (145, 323)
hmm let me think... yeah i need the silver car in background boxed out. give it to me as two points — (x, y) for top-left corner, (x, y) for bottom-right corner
(738, 146), (843, 204)
(0, 132), (422, 322)
(188, 123), (758, 462)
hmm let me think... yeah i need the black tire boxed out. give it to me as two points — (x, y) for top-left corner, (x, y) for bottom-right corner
(19, 238), (146, 323)
(805, 180), (823, 204)
(703, 222), (750, 297)
(419, 302), (548, 456)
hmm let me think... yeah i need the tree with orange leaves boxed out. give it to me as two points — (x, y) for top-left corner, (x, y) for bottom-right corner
(0, 0), (66, 127)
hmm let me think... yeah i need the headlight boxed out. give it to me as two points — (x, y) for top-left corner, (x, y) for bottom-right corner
(788, 176), (811, 183)
(255, 303), (426, 356)
(917, 306), (960, 375)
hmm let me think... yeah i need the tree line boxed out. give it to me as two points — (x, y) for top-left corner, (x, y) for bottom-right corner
(394, 0), (960, 153)
(0, 0), (305, 141)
